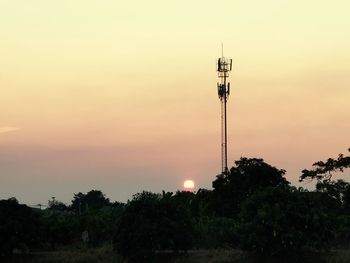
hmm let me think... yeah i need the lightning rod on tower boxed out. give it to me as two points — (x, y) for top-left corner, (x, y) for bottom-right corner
(217, 46), (232, 174)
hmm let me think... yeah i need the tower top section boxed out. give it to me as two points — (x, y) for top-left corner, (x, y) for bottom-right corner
(217, 57), (232, 77)
(217, 52), (232, 102)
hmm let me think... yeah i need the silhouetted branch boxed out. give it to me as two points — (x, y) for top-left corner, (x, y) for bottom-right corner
(300, 148), (350, 182)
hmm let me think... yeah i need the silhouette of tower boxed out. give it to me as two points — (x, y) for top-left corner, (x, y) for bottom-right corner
(217, 47), (232, 173)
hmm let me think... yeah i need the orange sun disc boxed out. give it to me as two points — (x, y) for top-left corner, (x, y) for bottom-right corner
(184, 180), (195, 190)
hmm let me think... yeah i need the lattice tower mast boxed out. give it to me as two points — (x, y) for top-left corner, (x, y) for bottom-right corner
(217, 49), (232, 173)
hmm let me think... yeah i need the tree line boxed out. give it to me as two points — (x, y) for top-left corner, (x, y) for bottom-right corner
(1, 148), (350, 261)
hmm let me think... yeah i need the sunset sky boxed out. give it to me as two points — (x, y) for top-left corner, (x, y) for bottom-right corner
(1, 0), (349, 205)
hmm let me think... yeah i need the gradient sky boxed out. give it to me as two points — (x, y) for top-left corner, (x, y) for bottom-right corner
(1, 0), (349, 206)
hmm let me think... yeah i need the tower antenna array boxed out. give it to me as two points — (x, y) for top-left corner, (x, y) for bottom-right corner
(217, 47), (232, 173)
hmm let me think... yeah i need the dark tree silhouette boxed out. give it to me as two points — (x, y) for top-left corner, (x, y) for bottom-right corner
(300, 148), (350, 181)
(237, 187), (335, 255)
(316, 179), (350, 212)
(48, 197), (68, 211)
(71, 190), (110, 212)
(212, 157), (289, 217)
(113, 191), (193, 260)
(5, 151), (350, 259)
(40, 209), (81, 248)
(0, 198), (39, 257)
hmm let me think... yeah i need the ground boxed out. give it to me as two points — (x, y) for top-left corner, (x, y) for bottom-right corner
(4, 246), (350, 263)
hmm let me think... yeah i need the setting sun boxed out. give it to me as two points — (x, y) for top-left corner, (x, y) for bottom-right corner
(183, 180), (195, 190)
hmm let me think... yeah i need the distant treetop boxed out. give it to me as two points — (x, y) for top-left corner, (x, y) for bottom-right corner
(300, 148), (350, 181)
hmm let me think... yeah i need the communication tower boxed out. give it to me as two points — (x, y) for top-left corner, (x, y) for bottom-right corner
(217, 48), (232, 173)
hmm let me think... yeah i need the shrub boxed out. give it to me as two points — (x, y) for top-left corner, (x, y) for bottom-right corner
(237, 187), (335, 255)
(0, 198), (40, 257)
(113, 191), (193, 259)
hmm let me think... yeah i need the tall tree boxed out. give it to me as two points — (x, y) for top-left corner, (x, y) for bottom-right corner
(212, 157), (289, 217)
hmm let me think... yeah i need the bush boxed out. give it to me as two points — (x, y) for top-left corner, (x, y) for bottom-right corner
(40, 210), (81, 248)
(80, 206), (124, 246)
(113, 191), (193, 260)
(237, 187), (335, 255)
(193, 216), (237, 248)
(0, 198), (40, 257)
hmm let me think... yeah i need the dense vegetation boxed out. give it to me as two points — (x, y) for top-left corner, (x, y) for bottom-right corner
(1, 148), (350, 261)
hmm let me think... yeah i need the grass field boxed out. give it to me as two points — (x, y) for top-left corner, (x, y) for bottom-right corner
(4, 246), (350, 263)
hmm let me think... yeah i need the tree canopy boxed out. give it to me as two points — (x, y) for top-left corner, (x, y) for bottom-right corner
(237, 187), (335, 255)
(0, 198), (40, 257)
(212, 157), (289, 217)
(3, 150), (350, 260)
(300, 148), (350, 181)
(113, 191), (193, 259)
(71, 190), (111, 212)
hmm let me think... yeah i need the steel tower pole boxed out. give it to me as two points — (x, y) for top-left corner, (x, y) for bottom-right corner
(217, 51), (232, 174)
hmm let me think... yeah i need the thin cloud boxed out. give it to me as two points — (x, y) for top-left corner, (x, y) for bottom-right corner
(0, 127), (20, 134)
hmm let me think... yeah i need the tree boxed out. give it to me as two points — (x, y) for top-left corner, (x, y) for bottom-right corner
(113, 191), (193, 260)
(237, 187), (335, 255)
(212, 157), (289, 217)
(195, 189), (215, 216)
(316, 180), (350, 212)
(300, 148), (350, 181)
(48, 197), (68, 211)
(71, 190), (110, 212)
(40, 209), (81, 248)
(0, 198), (40, 257)
(80, 206), (124, 247)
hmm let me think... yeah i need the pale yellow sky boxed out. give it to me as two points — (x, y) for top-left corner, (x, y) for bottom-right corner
(1, 0), (349, 204)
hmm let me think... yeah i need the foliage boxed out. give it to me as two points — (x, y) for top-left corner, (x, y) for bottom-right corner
(41, 194), (124, 248)
(316, 180), (350, 212)
(237, 187), (335, 255)
(212, 157), (289, 217)
(3, 151), (350, 259)
(192, 216), (237, 248)
(193, 188), (215, 217)
(39, 209), (81, 248)
(165, 189), (216, 218)
(47, 197), (68, 211)
(0, 198), (40, 257)
(113, 191), (193, 260)
(334, 214), (350, 247)
(71, 190), (111, 213)
(300, 148), (350, 181)
(80, 206), (124, 247)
